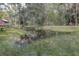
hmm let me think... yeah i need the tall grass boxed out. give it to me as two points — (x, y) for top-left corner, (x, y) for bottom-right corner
(0, 32), (79, 55)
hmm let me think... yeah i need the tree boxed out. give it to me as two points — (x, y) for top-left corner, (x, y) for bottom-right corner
(25, 3), (46, 26)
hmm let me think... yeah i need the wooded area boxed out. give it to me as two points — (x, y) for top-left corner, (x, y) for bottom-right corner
(1, 3), (79, 27)
(0, 3), (79, 56)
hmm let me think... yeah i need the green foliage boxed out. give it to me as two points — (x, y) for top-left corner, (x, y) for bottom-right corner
(0, 3), (79, 56)
(17, 3), (46, 26)
(0, 11), (8, 19)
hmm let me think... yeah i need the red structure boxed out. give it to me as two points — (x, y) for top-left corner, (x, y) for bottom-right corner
(0, 19), (8, 27)
(0, 20), (5, 26)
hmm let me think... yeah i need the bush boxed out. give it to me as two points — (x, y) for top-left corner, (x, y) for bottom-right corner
(0, 28), (5, 32)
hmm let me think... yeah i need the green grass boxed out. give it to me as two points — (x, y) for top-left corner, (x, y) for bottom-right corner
(0, 28), (26, 36)
(25, 32), (79, 56)
(0, 28), (27, 55)
(0, 27), (79, 55)
(6, 28), (26, 35)
(0, 32), (79, 56)
(26, 26), (79, 32)
(42, 26), (79, 32)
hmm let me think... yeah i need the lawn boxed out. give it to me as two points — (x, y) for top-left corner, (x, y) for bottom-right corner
(0, 28), (26, 36)
(0, 27), (79, 55)
(42, 26), (79, 32)
(23, 32), (79, 56)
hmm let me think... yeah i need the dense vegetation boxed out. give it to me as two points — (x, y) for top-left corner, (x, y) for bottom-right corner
(0, 3), (79, 56)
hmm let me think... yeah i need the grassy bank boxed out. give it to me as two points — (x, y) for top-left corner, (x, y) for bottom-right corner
(0, 32), (79, 55)
(0, 27), (79, 55)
